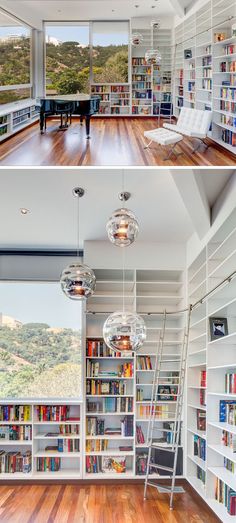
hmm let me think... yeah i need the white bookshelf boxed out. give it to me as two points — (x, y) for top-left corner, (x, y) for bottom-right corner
(174, 0), (236, 152)
(187, 206), (236, 520)
(0, 99), (39, 142)
(0, 402), (82, 479)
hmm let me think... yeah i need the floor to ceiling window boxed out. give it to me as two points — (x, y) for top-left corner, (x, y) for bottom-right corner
(92, 21), (129, 83)
(0, 10), (32, 104)
(0, 282), (82, 399)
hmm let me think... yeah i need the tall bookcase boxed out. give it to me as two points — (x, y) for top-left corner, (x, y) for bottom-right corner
(85, 268), (185, 479)
(0, 100), (39, 142)
(174, 0), (236, 151)
(187, 207), (236, 521)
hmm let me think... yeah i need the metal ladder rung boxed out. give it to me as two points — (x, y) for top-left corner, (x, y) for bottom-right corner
(151, 445), (175, 452)
(149, 463), (174, 472)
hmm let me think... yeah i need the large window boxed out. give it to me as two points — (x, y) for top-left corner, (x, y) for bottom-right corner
(0, 282), (82, 399)
(92, 22), (129, 83)
(45, 23), (90, 95)
(45, 21), (129, 95)
(0, 10), (32, 105)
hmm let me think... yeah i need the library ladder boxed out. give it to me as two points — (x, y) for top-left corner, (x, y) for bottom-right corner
(143, 306), (192, 509)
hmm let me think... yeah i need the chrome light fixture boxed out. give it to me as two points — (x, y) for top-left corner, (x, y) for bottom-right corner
(130, 32), (144, 47)
(145, 20), (161, 65)
(103, 177), (146, 353)
(60, 187), (96, 300)
(106, 192), (139, 247)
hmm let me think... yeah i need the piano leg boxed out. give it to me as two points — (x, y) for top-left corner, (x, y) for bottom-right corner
(80, 116), (83, 126)
(40, 112), (45, 134)
(85, 115), (91, 139)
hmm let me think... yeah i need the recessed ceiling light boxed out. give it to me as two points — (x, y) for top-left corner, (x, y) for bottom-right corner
(20, 208), (30, 215)
(135, 5), (140, 8)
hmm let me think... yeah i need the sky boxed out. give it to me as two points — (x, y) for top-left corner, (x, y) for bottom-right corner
(0, 282), (82, 330)
(0, 24), (128, 46)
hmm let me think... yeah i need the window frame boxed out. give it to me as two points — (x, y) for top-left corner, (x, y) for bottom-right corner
(0, 10), (34, 103)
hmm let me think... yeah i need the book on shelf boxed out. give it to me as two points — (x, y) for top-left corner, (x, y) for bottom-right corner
(0, 405), (31, 422)
(136, 425), (145, 444)
(0, 425), (32, 441)
(86, 417), (105, 436)
(136, 356), (152, 370)
(220, 400), (236, 425)
(136, 453), (148, 475)
(222, 430), (236, 452)
(220, 87), (236, 100)
(86, 379), (127, 396)
(221, 129), (236, 147)
(58, 424), (80, 435)
(86, 439), (108, 452)
(37, 457), (61, 472)
(86, 360), (133, 378)
(119, 446), (132, 451)
(224, 457), (235, 473)
(193, 435), (206, 461)
(200, 389), (206, 407)
(225, 371), (236, 393)
(102, 456), (126, 473)
(36, 405), (79, 423)
(87, 397), (133, 413)
(0, 450), (31, 474)
(137, 404), (175, 420)
(197, 465), (205, 485)
(86, 455), (101, 473)
(215, 478), (236, 515)
(44, 439), (80, 453)
(200, 370), (206, 387)
(86, 339), (127, 358)
(196, 409), (206, 431)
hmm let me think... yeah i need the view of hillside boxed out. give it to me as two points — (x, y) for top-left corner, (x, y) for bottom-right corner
(0, 322), (82, 398)
(46, 41), (128, 94)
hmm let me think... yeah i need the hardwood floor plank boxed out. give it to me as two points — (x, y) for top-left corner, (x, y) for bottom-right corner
(0, 483), (220, 523)
(0, 117), (235, 166)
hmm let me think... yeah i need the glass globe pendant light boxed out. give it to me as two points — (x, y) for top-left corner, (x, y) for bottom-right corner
(145, 21), (162, 65)
(60, 187), (96, 300)
(106, 192), (139, 247)
(130, 32), (144, 47)
(103, 180), (146, 353)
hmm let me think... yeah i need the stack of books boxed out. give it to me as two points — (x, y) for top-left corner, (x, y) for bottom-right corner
(0, 450), (31, 474)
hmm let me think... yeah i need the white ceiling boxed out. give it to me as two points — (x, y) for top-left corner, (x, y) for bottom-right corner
(0, 0), (198, 27)
(0, 168), (233, 250)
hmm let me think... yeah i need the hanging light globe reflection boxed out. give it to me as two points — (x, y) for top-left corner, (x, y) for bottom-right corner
(130, 33), (144, 46)
(145, 49), (162, 65)
(103, 311), (146, 353)
(106, 208), (139, 247)
(60, 263), (96, 300)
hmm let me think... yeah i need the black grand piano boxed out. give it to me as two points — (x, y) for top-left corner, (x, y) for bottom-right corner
(38, 94), (100, 138)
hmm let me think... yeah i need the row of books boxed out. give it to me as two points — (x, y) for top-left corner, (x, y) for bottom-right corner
(202, 79), (212, 90)
(36, 457), (61, 472)
(220, 100), (236, 113)
(200, 389), (206, 407)
(202, 69), (212, 78)
(220, 87), (236, 100)
(132, 82), (152, 90)
(86, 439), (109, 452)
(136, 356), (152, 370)
(202, 57), (212, 66)
(0, 425), (32, 441)
(0, 405), (31, 422)
(0, 115), (8, 124)
(215, 478), (236, 515)
(200, 370), (206, 388)
(197, 465), (206, 485)
(132, 75), (151, 82)
(132, 91), (152, 100)
(196, 409), (206, 431)
(44, 439), (80, 453)
(220, 114), (236, 128)
(36, 405), (79, 422)
(111, 86), (130, 93)
(86, 340), (124, 358)
(86, 417), (105, 436)
(220, 400), (236, 424)
(0, 450), (31, 474)
(86, 360), (133, 378)
(223, 45), (236, 56)
(86, 380), (128, 396)
(225, 372), (236, 393)
(86, 455), (126, 474)
(0, 125), (8, 137)
(137, 404), (174, 420)
(221, 129), (236, 146)
(132, 58), (149, 66)
(222, 430), (236, 452)
(58, 424), (80, 435)
(224, 457), (235, 474)
(193, 435), (206, 461)
(188, 82), (195, 92)
(87, 397), (133, 413)
(220, 61), (236, 72)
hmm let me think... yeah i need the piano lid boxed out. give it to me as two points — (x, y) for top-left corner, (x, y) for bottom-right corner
(41, 94), (92, 101)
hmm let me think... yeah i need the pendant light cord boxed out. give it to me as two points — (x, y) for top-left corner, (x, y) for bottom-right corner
(122, 247), (125, 314)
(77, 193), (80, 259)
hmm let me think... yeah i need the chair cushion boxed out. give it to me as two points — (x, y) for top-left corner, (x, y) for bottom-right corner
(163, 108), (212, 139)
(144, 128), (183, 146)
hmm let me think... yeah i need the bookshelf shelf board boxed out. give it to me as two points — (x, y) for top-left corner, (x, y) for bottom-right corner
(85, 450), (134, 456)
(208, 421), (236, 435)
(33, 421), (81, 425)
(136, 418), (177, 422)
(86, 435), (135, 440)
(86, 395), (134, 398)
(34, 470), (81, 479)
(188, 261), (206, 284)
(187, 454), (206, 471)
(34, 434), (80, 439)
(208, 332), (236, 346)
(208, 392), (236, 398)
(207, 499), (233, 523)
(136, 370), (154, 373)
(208, 466), (236, 491)
(188, 386), (207, 390)
(84, 472), (134, 479)
(86, 412), (134, 416)
(189, 333), (206, 343)
(188, 403), (206, 411)
(137, 400), (177, 405)
(0, 440), (32, 445)
(86, 376), (133, 380)
(189, 348), (207, 357)
(0, 421), (32, 425)
(86, 357), (134, 360)
(187, 476), (206, 499)
(208, 444), (236, 463)
(213, 37), (236, 46)
(208, 363), (236, 370)
(214, 53), (236, 59)
(0, 472), (32, 480)
(190, 317), (207, 330)
(35, 452), (80, 458)
(187, 428), (206, 439)
(188, 363), (206, 368)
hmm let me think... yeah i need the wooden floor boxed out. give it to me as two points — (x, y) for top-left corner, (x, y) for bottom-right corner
(0, 117), (235, 166)
(0, 482), (220, 522)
